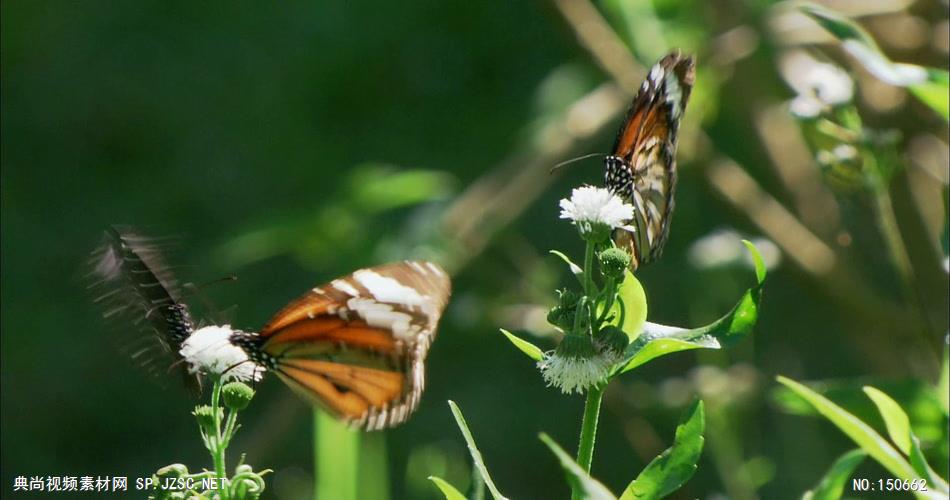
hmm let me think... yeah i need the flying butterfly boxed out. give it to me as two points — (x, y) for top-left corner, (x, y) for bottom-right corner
(604, 51), (695, 270)
(92, 227), (451, 430)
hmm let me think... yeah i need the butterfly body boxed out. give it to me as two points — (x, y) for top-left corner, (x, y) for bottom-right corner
(605, 51), (695, 270)
(93, 227), (451, 431)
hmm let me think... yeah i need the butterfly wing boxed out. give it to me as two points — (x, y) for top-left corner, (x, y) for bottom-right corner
(258, 261), (451, 430)
(605, 51), (695, 269)
(90, 226), (200, 391)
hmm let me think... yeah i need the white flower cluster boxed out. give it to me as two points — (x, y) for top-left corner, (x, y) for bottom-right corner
(789, 61), (854, 118)
(537, 352), (610, 395)
(559, 186), (634, 238)
(179, 325), (263, 382)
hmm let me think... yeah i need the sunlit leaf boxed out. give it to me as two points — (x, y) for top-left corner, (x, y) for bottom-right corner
(775, 376), (940, 500)
(799, 3), (949, 119)
(620, 400), (705, 500)
(538, 433), (616, 500)
(863, 386), (912, 455)
(499, 329), (544, 362)
(447, 401), (508, 500)
(603, 270), (648, 342)
(801, 449), (866, 500)
(618, 243), (764, 374)
(429, 476), (467, 500)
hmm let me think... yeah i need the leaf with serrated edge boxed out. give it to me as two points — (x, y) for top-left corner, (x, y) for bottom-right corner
(500, 329), (544, 362)
(801, 449), (866, 500)
(447, 401), (508, 500)
(617, 243), (763, 374)
(539, 433), (616, 500)
(862, 386), (912, 455)
(621, 400), (705, 500)
(429, 477), (467, 500)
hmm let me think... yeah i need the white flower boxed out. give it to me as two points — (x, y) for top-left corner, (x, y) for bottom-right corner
(806, 62), (854, 106)
(179, 325), (263, 382)
(536, 334), (611, 394)
(538, 352), (610, 394)
(789, 95), (823, 119)
(559, 186), (634, 239)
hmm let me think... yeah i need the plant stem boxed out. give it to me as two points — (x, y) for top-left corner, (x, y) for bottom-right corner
(872, 187), (940, 356)
(583, 240), (595, 297)
(573, 385), (604, 500)
(210, 379), (229, 500)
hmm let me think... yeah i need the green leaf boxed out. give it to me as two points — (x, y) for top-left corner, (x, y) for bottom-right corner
(801, 449), (866, 500)
(938, 339), (949, 416)
(429, 476), (467, 500)
(621, 400), (705, 500)
(538, 433), (616, 500)
(447, 401), (508, 500)
(618, 243), (764, 374)
(862, 386), (912, 455)
(616, 270), (648, 341)
(550, 249), (585, 283)
(799, 3), (949, 119)
(499, 329), (544, 362)
(909, 436), (950, 495)
(775, 376), (931, 497)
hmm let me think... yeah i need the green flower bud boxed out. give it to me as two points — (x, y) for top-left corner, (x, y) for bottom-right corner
(557, 289), (580, 308)
(193, 405), (222, 431)
(222, 381), (256, 411)
(599, 247), (631, 279)
(155, 463), (189, 479)
(554, 334), (597, 360)
(595, 325), (629, 358)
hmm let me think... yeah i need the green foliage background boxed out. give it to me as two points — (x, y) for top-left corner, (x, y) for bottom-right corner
(2, 1), (947, 498)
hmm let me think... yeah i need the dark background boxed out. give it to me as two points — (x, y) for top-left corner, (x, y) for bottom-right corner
(2, 1), (948, 498)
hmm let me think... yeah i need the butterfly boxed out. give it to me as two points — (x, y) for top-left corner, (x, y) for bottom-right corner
(92, 227), (451, 430)
(604, 51), (695, 270)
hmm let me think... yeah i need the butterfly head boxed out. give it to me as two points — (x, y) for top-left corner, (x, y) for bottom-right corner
(603, 155), (633, 197)
(178, 325), (267, 383)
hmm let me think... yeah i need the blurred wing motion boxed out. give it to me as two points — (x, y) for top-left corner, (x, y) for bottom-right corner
(605, 51), (695, 270)
(90, 226), (199, 389)
(257, 261), (451, 430)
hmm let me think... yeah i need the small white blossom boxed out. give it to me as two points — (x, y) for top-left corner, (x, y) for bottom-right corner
(180, 325), (263, 382)
(537, 343), (611, 395)
(559, 186), (634, 238)
(789, 95), (823, 119)
(806, 62), (854, 106)
(538, 353), (609, 394)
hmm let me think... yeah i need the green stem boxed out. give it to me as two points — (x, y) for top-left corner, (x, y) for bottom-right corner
(210, 379), (229, 500)
(872, 186), (939, 356)
(583, 240), (595, 297)
(222, 410), (239, 447)
(573, 385), (604, 500)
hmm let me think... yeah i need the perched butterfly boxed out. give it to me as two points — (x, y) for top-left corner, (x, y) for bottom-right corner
(604, 51), (695, 270)
(92, 227), (451, 430)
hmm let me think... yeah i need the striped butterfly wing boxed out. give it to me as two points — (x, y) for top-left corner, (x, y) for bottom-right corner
(90, 226), (200, 391)
(605, 51), (695, 269)
(258, 261), (451, 430)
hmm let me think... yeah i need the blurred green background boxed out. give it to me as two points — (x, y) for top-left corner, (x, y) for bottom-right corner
(2, 1), (947, 498)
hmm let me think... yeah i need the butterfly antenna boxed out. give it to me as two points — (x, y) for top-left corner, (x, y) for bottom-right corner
(182, 275), (238, 325)
(549, 153), (605, 174)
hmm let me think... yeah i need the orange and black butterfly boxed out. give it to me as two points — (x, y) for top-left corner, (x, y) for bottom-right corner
(605, 51), (695, 270)
(93, 227), (451, 430)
